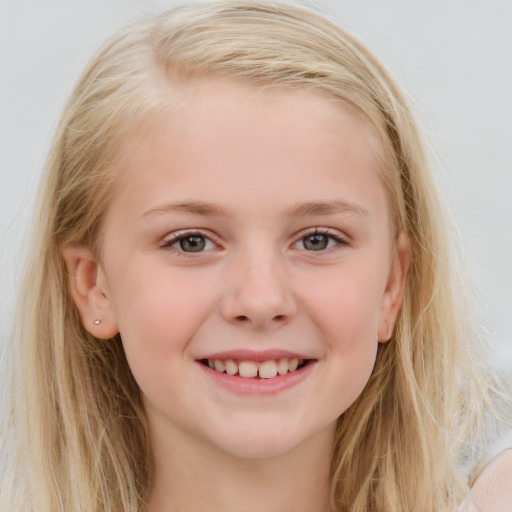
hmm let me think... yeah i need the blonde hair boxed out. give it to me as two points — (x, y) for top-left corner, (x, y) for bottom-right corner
(2, 2), (507, 511)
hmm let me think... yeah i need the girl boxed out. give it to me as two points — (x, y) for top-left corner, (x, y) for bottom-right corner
(2, 1), (510, 511)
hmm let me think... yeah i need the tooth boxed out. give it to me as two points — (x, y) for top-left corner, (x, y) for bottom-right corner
(238, 361), (258, 378)
(259, 360), (278, 379)
(288, 358), (299, 372)
(225, 359), (238, 375)
(214, 359), (226, 373)
(277, 358), (289, 375)
(208, 359), (215, 369)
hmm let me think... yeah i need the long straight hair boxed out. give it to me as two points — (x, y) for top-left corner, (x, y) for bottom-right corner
(2, 2), (508, 511)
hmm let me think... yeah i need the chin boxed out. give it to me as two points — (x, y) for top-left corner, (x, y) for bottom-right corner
(218, 437), (303, 460)
(206, 419), (332, 461)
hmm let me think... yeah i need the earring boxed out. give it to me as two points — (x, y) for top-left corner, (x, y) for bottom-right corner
(93, 318), (102, 325)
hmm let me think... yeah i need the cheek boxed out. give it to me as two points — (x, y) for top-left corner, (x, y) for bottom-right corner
(299, 265), (385, 409)
(108, 262), (218, 375)
(317, 299), (380, 417)
(305, 265), (386, 345)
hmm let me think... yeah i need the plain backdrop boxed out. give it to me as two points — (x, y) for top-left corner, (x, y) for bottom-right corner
(1, 0), (511, 376)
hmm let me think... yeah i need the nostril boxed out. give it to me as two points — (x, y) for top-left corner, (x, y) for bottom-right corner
(233, 314), (288, 325)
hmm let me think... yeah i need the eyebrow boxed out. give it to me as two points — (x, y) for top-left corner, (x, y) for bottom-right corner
(141, 199), (369, 220)
(286, 200), (370, 218)
(141, 201), (233, 219)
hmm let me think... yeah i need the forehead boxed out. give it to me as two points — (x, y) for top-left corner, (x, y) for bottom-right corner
(110, 80), (390, 224)
(120, 78), (382, 157)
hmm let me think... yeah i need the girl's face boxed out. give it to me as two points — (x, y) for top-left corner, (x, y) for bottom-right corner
(70, 81), (409, 460)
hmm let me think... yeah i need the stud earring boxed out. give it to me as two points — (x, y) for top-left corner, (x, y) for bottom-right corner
(93, 318), (102, 325)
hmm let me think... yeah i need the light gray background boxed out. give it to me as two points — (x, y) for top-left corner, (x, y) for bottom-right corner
(1, 0), (511, 375)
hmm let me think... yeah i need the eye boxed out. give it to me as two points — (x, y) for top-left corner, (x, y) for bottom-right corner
(162, 231), (218, 253)
(302, 233), (331, 251)
(294, 229), (347, 252)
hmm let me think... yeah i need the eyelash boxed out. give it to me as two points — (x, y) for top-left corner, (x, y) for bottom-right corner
(160, 227), (348, 256)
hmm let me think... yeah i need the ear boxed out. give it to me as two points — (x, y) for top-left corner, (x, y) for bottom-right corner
(62, 244), (119, 339)
(377, 232), (411, 343)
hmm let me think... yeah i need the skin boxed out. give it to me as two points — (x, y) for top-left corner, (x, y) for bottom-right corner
(469, 449), (512, 512)
(64, 81), (410, 512)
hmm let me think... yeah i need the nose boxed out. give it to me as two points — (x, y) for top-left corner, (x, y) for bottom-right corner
(219, 251), (297, 329)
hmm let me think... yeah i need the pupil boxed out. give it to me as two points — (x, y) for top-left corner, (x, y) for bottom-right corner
(180, 236), (205, 252)
(304, 234), (328, 251)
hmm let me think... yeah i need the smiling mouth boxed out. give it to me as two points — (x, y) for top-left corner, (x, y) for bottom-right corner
(199, 358), (311, 379)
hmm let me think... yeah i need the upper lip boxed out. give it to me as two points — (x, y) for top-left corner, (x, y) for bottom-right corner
(196, 349), (315, 362)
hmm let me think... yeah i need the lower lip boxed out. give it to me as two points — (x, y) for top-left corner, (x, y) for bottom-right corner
(197, 361), (316, 395)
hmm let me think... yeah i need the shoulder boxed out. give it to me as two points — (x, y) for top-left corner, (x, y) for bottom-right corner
(469, 447), (512, 512)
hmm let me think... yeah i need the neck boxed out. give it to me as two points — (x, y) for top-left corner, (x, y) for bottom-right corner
(147, 424), (334, 512)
